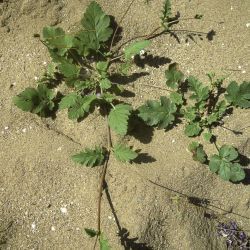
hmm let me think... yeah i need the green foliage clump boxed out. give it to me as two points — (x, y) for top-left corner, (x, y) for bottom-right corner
(12, 0), (249, 249)
(165, 65), (249, 182)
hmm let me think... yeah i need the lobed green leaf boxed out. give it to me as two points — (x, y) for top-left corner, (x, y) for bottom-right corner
(225, 81), (250, 108)
(188, 76), (209, 103)
(124, 40), (151, 60)
(188, 142), (207, 163)
(184, 122), (202, 137)
(72, 147), (104, 167)
(138, 96), (177, 129)
(219, 145), (238, 162)
(13, 84), (55, 117)
(43, 26), (73, 56)
(108, 104), (132, 135)
(165, 64), (184, 89)
(80, 1), (113, 52)
(113, 144), (138, 162)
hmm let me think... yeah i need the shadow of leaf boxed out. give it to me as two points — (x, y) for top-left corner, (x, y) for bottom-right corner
(134, 153), (156, 164)
(134, 54), (172, 69)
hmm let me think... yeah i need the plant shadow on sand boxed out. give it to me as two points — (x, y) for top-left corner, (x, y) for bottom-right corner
(148, 180), (250, 220)
(104, 182), (153, 250)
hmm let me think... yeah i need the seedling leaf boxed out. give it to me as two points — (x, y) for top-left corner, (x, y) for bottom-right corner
(161, 0), (172, 22)
(72, 147), (104, 167)
(67, 94), (96, 120)
(100, 78), (112, 90)
(81, 1), (113, 51)
(184, 122), (202, 137)
(84, 228), (98, 237)
(59, 93), (79, 110)
(219, 145), (238, 162)
(188, 76), (209, 102)
(209, 145), (245, 182)
(138, 96), (177, 129)
(218, 162), (232, 181)
(169, 92), (183, 105)
(225, 81), (250, 108)
(124, 40), (151, 60)
(101, 93), (116, 103)
(113, 144), (138, 162)
(13, 84), (55, 116)
(188, 142), (207, 163)
(209, 155), (221, 173)
(165, 64), (184, 89)
(43, 26), (73, 56)
(99, 233), (110, 250)
(230, 163), (246, 182)
(58, 61), (80, 79)
(108, 104), (132, 135)
(203, 131), (213, 142)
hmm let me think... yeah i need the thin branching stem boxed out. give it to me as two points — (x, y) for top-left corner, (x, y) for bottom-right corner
(109, 0), (136, 52)
(137, 83), (174, 92)
(94, 105), (112, 249)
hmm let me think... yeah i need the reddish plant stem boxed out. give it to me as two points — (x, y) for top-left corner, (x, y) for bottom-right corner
(94, 106), (112, 250)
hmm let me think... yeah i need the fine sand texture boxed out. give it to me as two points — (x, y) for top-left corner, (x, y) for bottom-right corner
(0, 0), (250, 249)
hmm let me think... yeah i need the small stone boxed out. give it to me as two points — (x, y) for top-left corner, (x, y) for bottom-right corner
(34, 76), (38, 81)
(51, 226), (56, 231)
(242, 70), (246, 74)
(172, 139), (175, 143)
(4, 126), (9, 130)
(43, 61), (47, 66)
(246, 23), (250, 28)
(22, 128), (27, 133)
(31, 222), (36, 231)
(238, 66), (242, 69)
(108, 216), (112, 220)
(60, 207), (68, 214)
(57, 147), (62, 151)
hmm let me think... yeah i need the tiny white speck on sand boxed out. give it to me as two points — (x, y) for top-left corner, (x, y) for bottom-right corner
(22, 128), (27, 133)
(60, 207), (68, 214)
(51, 226), (56, 231)
(31, 222), (36, 231)
(246, 23), (250, 28)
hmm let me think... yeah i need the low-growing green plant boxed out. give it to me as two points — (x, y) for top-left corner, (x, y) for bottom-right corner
(12, 0), (220, 248)
(163, 65), (250, 182)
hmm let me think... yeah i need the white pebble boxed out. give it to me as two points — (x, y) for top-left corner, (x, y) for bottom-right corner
(34, 76), (38, 81)
(22, 128), (27, 133)
(172, 139), (175, 143)
(51, 226), (56, 231)
(108, 216), (112, 220)
(246, 23), (250, 28)
(57, 147), (62, 151)
(139, 49), (145, 56)
(238, 65), (242, 69)
(31, 222), (36, 231)
(230, 6), (233, 10)
(60, 207), (68, 214)
(242, 70), (246, 74)
(4, 126), (9, 130)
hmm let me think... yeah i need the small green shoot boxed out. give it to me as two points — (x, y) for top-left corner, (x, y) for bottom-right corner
(209, 145), (245, 182)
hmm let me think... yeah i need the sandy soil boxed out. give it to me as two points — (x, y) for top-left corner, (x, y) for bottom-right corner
(0, 0), (249, 249)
